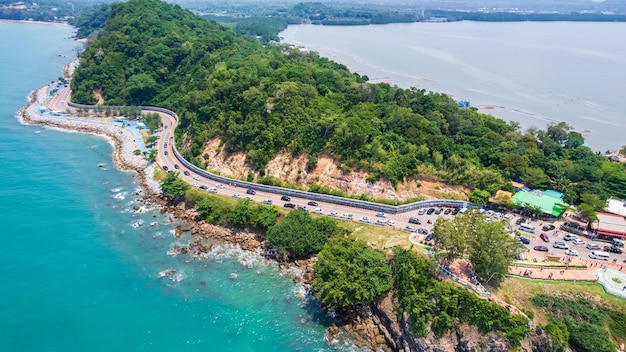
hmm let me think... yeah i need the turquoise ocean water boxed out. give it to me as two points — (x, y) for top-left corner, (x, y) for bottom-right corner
(0, 22), (338, 351)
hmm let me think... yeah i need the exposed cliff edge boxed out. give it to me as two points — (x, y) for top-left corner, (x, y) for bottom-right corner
(197, 137), (470, 202)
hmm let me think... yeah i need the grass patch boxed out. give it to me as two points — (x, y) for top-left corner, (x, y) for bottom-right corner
(494, 276), (626, 326)
(339, 221), (411, 251)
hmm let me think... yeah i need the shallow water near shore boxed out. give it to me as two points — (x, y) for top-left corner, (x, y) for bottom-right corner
(0, 22), (338, 351)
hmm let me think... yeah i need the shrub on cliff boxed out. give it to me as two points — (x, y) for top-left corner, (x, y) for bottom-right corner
(266, 209), (337, 258)
(312, 236), (392, 310)
(160, 171), (189, 199)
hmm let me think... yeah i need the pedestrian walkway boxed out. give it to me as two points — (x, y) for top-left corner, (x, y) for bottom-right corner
(595, 268), (626, 299)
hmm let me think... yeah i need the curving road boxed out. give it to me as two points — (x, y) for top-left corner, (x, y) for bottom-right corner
(46, 84), (626, 261)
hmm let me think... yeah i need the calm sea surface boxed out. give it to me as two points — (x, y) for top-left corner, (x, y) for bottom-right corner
(0, 22), (338, 351)
(280, 22), (626, 152)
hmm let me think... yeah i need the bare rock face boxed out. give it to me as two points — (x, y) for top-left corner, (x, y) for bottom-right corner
(197, 137), (469, 202)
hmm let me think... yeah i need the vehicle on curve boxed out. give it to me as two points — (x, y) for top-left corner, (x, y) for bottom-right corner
(572, 239), (586, 246)
(375, 219), (387, 226)
(534, 246), (549, 252)
(540, 233), (550, 242)
(297, 205), (308, 211)
(564, 249), (579, 256)
(183, 171), (190, 176)
(589, 251), (610, 261)
(312, 208), (324, 215)
(263, 200), (272, 205)
(164, 151), (168, 155)
(424, 233), (434, 241)
(444, 208), (452, 215)
(426, 208), (435, 215)
(246, 189), (256, 195)
(207, 188), (218, 193)
(418, 209), (427, 215)
(329, 212), (338, 217)
(542, 224), (556, 231)
(586, 243), (601, 250)
(174, 164), (180, 169)
(162, 165), (168, 171)
(216, 183), (225, 189)
(519, 223), (535, 234)
(376, 212), (386, 218)
(280, 195), (291, 201)
(386, 219), (395, 226)
(408, 217), (422, 225)
(307, 201), (318, 206)
(451, 208), (460, 215)
(404, 226), (416, 232)
(359, 216), (371, 223)
(340, 213), (353, 220)
(553, 241), (569, 250)
(519, 236), (530, 245)
(435, 208), (444, 215)
(604, 245), (623, 254)
(283, 203), (295, 208)
(192, 175), (200, 181)
(563, 234), (578, 241)
(232, 194), (241, 199)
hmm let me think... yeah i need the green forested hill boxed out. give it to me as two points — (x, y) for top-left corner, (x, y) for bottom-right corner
(71, 0), (626, 204)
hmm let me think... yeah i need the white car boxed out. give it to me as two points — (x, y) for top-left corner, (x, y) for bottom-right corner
(232, 194), (241, 199)
(359, 216), (371, 223)
(503, 214), (513, 219)
(572, 239), (586, 246)
(340, 213), (353, 220)
(192, 175), (200, 181)
(215, 183), (225, 189)
(376, 212), (386, 218)
(207, 188), (218, 193)
(329, 212), (338, 217)
(564, 249), (579, 256)
(312, 208), (324, 215)
(386, 219), (395, 226)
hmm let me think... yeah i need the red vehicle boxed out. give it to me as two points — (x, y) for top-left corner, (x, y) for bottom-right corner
(534, 245), (549, 252)
(540, 233), (550, 242)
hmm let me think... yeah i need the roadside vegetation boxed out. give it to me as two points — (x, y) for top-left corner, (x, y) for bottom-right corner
(72, 0), (626, 208)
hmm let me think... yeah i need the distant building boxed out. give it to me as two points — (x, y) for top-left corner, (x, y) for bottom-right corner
(606, 198), (626, 217)
(511, 189), (568, 217)
(591, 212), (626, 240)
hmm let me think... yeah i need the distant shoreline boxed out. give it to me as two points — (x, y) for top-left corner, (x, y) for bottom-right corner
(0, 19), (68, 25)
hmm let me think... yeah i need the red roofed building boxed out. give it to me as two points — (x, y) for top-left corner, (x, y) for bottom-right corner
(592, 212), (626, 239)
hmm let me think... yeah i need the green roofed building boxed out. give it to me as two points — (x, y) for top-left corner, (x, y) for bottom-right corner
(512, 189), (569, 217)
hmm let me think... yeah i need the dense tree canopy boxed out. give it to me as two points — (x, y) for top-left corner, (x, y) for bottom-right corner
(312, 236), (392, 310)
(71, 0), (626, 204)
(160, 171), (189, 199)
(266, 209), (338, 258)
(433, 208), (520, 286)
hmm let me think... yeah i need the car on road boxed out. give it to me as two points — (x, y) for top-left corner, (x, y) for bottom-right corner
(307, 201), (318, 206)
(232, 194), (241, 199)
(207, 188), (218, 193)
(386, 219), (395, 226)
(359, 216), (371, 223)
(563, 234), (578, 241)
(418, 209), (427, 215)
(199, 185), (208, 190)
(586, 243), (601, 250)
(604, 245), (623, 254)
(297, 205), (308, 211)
(404, 226), (416, 232)
(426, 208), (435, 215)
(263, 200), (272, 205)
(553, 241), (569, 250)
(174, 164), (180, 169)
(283, 203), (296, 208)
(418, 228), (429, 235)
(542, 224), (556, 231)
(183, 171), (190, 176)
(376, 212), (386, 218)
(503, 213), (513, 219)
(408, 217), (422, 225)
(444, 208), (452, 215)
(519, 236), (531, 245)
(162, 165), (168, 171)
(375, 219), (387, 226)
(434, 208), (444, 215)
(613, 238), (624, 248)
(215, 184), (225, 189)
(164, 151), (168, 155)
(312, 208), (324, 215)
(329, 212), (338, 217)
(540, 233), (550, 242)
(192, 175), (200, 181)
(451, 208), (460, 215)
(340, 213), (353, 220)
(565, 249), (579, 256)
(572, 239), (586, 246)
(534, 245), (549, 252)
(280, 195), (291, 201)
(246, 189), (256, 195)
(424, 233), (434, 242)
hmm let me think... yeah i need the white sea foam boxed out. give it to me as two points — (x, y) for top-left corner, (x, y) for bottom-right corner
(112, 192), (127, 200)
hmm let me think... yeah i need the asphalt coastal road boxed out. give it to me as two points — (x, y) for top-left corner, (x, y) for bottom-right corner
(48, 84), (626, 264)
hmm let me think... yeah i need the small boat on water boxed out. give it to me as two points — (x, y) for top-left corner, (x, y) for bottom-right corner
(158, 269), (177, 278)
(98, 163), (107, 170)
